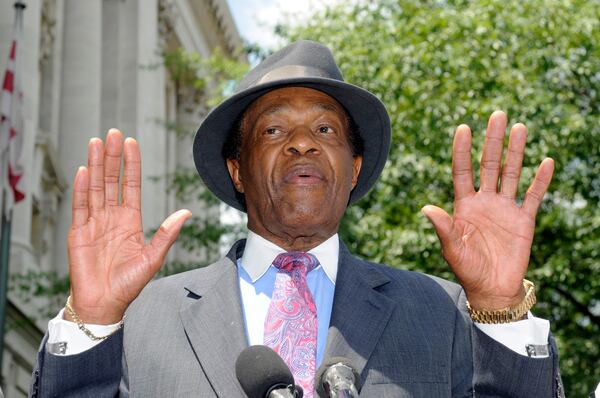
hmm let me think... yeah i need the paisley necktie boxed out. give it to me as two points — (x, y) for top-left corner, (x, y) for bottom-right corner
(264, 252), (319, 397)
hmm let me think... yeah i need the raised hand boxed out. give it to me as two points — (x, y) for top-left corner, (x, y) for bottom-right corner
(422, 111), (554, 310)
(66, 129), (191, 324)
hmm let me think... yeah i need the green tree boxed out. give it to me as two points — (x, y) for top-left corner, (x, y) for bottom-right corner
(280, 0), (599, 395)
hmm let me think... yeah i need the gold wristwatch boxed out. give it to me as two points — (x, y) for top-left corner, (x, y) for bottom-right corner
(466, 279), (536, 324)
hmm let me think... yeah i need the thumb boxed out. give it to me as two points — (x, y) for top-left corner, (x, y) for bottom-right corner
(421, 205), (458, 249)
(143, 209), (192, 272)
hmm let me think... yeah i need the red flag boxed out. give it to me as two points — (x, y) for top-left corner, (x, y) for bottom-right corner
(1, 4), (26, 218)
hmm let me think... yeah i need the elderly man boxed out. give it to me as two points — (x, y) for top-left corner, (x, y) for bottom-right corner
(30, 41), (561, 397)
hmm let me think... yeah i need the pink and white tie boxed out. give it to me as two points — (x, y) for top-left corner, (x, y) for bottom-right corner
(264, 252), (319, 398)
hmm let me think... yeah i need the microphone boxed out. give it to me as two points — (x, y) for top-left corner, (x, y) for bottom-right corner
(315, 357), (360, 398)
(235, 345), (304, 398)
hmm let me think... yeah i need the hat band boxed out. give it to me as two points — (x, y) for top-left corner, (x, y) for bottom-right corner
(254, 65), (336, 86)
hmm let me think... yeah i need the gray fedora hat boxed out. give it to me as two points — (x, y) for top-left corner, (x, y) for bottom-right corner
(193, 40), (391, 212)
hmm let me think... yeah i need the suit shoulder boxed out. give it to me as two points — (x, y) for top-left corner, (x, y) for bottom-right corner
(139, 240), (245, 296)
(357, 257), (465, 306)
(150, 260), (226, 289)
(127, 257), (234, 312)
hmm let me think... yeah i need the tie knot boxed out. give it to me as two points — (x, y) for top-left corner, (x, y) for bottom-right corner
(272, 252), (319, 274)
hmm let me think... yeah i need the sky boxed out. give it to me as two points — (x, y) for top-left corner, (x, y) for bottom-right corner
(225, 0), (341, 49)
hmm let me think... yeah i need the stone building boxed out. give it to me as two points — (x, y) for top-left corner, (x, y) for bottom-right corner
(0, 0), (242, 395)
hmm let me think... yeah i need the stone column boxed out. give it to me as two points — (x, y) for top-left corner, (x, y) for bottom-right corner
(114, 0), (137, 136)
(53, 0), (103, 275)
(136, 0), (169, 235)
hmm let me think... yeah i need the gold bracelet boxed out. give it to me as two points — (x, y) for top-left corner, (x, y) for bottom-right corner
(466, 279), (536, 324)
(65, 296), (125, 341)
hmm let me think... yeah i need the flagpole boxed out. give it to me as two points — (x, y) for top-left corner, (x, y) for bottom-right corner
(0, 0), (26, 376)
(0, 202), (12, 376)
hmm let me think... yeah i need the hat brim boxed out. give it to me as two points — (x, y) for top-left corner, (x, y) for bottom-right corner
(193, 77), (391, 212)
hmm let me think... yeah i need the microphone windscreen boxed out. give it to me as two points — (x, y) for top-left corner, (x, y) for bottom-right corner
(236, 345), (294, 398)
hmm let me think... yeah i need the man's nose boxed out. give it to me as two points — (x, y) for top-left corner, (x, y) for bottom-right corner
(285, 126), (320, 155)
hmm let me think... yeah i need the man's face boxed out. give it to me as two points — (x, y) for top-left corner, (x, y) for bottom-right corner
(227, 87), (362, 250)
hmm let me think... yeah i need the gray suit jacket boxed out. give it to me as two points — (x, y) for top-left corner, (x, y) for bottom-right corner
(30, 239), (562, 397)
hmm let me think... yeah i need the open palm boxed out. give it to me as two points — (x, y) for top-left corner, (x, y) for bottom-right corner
(423, 111), (554, 310)
(67, 130), (191, 324)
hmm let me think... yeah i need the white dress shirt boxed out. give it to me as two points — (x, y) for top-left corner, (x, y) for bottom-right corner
(238, 231), (337, 366)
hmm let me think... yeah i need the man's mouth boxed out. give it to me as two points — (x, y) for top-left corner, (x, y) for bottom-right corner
(283, 165), (326, 185)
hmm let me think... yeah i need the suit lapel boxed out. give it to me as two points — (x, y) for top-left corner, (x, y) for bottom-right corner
(176, 239), (396, 394)
(179, 241), (248, 397)
(324, 242), (396, 383)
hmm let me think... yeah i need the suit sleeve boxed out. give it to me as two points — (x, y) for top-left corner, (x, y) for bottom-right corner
(472, 327), (564, 397)
(455, 290), (565, 397)
(451, 308), (475, 397)
(29, 329), (124, 398)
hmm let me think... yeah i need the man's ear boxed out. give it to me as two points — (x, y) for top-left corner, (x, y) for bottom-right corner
(226, 158), (245, 193)
(351, 155), (363, 189)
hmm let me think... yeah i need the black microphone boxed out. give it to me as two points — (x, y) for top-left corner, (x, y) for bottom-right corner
(315, 357), (360, 398)
(235, 345), (303, 398)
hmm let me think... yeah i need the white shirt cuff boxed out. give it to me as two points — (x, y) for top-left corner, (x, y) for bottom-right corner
(474, 312), (550, 357)
(46, 308), (121, 356)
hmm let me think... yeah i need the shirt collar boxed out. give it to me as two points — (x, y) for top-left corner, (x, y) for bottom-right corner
(240, 230), (339, 284)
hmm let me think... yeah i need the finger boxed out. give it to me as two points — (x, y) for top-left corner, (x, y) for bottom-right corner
(422, 205), (457, 246)
(88, 138), (105, 212)
(522, 158), (554, 216)
(500, 123), (527, 199)
(479, 111), (507, 192)
(104, 129), (124, 206)
(422, 205), (463, 271)
(452, 124), (474, 201)
(142, 209), (192, 273)
(122, 137), (141, 210)
(72, 166), (89, 227)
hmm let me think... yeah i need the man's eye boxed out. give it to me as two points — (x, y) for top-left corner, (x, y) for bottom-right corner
(318, 126), (333, 134)
(266, 128), (279, 135)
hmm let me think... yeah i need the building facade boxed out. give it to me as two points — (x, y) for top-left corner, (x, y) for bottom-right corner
(0, 0), (242, 395)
